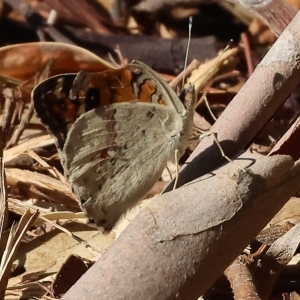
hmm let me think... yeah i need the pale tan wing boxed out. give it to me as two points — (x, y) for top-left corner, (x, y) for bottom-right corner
(62, 102), (184, 230)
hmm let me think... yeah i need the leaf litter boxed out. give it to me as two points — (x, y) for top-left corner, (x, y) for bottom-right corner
(0, 0), (300, 299)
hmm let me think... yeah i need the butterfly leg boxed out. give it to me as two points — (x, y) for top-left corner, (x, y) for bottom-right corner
(192, 131), (247, 172)
(173, 149), (179, 190)
(201, 131), (232, 163)
(198, 94), (246, 170)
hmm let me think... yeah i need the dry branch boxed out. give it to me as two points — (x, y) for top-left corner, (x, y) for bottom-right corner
(61, 153), (300, 299)
(225, 221), (300, 300)
(64, 29), (218, 72)
(255, 221), (300, 299)
(166, 10), (300, 191)
(5, 168), (78, 209)
(128, 0), (296, 36)
(224, 255), (261, 300)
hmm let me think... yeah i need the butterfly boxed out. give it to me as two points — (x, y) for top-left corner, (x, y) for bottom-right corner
(32, 61), (196, 231)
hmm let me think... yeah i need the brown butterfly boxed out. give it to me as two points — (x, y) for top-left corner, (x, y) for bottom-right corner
(33, 61), (196, 231)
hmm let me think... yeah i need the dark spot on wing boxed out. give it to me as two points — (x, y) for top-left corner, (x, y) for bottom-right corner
(85, 87), (100, 111)
(147, 110), (155, 119)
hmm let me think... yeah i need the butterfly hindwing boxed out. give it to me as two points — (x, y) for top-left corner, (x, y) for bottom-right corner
(62, 102), (184, 230)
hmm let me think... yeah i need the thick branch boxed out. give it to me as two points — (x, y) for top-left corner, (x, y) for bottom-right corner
(62, 154), (300, 299)
(166, 10), (300, 191)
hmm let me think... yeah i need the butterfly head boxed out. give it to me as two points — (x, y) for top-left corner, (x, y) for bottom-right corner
(180, 84), (197, 111)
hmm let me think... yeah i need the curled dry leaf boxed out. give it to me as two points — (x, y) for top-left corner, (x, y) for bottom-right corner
(0, 42), (115, 108)
(0, 42), (114, 81)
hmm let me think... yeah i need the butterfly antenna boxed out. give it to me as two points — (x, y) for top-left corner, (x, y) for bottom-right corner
(181, 16), (193, 90)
